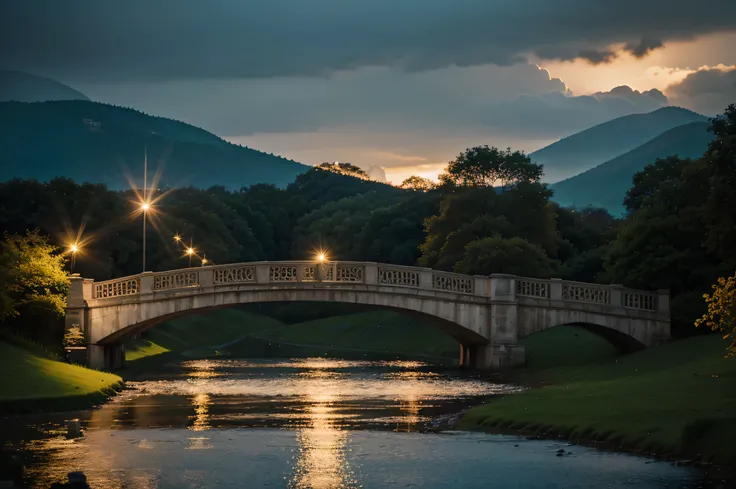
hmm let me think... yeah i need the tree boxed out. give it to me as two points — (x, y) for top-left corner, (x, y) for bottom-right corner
(695, 272), (736, 357)
(317, 162), (369, 180)
(399, 176), (436, 192)
(0, 230), (69, 321)
(454, 235), (556, 278)
(623, 156), (692, 214)
(701, 104), (736, 261)
(439, 146), (543, 189)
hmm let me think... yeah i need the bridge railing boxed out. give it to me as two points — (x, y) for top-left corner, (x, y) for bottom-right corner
(515, 276), (663, 313)
(82, 262), (667, 315)
(92, 275), (142, 299)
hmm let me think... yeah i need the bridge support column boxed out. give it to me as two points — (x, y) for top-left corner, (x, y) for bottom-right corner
(469, 343), (526, 369)
(87, 344), (125, 371)
(481, 274), (526, 370)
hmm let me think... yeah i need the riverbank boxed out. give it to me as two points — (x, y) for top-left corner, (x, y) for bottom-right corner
(0, 340), (123, 414)
(458, 327), (736, 469)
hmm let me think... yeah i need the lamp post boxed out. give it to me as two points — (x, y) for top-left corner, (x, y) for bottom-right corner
(68, 244), (79, 273)
(186, 240), (195, 268)
(140, 146), (150, 273)
(201, 254), (208, 267)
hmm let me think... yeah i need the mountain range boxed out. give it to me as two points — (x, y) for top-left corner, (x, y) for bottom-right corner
(549, 121), (714, 215)
(0, 71), (719, 211)
(530, 107), (708, 182)
(0, 100), (308, 189)
(0, 70), (90, 103)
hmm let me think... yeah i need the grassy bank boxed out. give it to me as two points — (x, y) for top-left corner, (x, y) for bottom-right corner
(458, 326), (736, 467)
(248, 309), (459, 359)
(0, 340), (123, 414)
(124, 307), (459, 373)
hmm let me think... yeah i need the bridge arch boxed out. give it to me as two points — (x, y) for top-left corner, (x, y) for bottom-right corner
(64, 262), (671, 370)
(93, 288), (491, 348)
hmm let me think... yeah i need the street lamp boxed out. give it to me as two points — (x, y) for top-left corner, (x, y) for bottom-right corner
(140, 146), (150, 273)
(186, 246), (195, 268)
(315, 251), (327, 282)
(68, 243), (80, 273)
(140, 199), (151, 272)
(201, 254), (208, 267)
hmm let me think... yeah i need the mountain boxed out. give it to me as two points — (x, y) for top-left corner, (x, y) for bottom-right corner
(0, 70), (90, 102)
(0, 100), (309, 189)
(530, 107), (708, 182)
(550, 121), (714, 215)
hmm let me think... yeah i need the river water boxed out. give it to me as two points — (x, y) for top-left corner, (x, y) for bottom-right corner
(1, 358), (709, 488)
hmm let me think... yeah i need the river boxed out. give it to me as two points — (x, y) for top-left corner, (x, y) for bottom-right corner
(1, 358), (710, 488)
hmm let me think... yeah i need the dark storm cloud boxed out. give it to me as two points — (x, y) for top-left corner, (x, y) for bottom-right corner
(624, 37), (665, 58)
(667, 66), (736, 115)
(1, 0), (735, 81)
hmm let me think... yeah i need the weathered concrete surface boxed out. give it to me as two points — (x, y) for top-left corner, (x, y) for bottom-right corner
(65, 263), (671, 371)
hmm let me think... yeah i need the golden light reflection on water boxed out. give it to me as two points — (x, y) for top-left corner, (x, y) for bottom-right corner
(289, 369), (358, 489)
(16, 359), (520, 488)
(189, 392), (211, 431)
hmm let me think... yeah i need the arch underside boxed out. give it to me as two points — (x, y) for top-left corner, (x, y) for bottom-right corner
(90, 287), (490, 347)
(517, 305), (661, 350)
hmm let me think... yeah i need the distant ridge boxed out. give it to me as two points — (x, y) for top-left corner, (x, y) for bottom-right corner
(531, 106), (708, 182)
(0, 70), (89, 102)
(0, 100), (309, 189)
(550, 121), (714, 215)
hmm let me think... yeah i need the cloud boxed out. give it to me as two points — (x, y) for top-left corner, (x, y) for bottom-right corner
(624, 37), (665, 58)
(1, 1), (735, 81)
(78, 63), (665, 142)
(666, 65), (736, 115)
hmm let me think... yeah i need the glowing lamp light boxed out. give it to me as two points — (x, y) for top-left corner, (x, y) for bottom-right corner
(317, 253), (326, 263)
(69, 244), (79, 254)
(187, 247), (195, 255)
(140, 201), (151, 212)
(174, 235), (182, 242)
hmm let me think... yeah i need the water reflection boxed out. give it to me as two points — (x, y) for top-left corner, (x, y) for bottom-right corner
(290, 368), (357, 489)
(188, 393), (211, 432)
(2, 358), (706, 488)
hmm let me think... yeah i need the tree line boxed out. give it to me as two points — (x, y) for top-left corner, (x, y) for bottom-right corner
(1, 105), (734, 354)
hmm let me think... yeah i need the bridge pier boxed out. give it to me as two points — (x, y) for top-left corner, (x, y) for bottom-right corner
(88, 344), (125, 371)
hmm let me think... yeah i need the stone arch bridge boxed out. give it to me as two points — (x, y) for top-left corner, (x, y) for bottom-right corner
(65, 261), (671, 370)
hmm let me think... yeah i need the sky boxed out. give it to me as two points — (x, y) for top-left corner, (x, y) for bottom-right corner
(2, 1), (735, 183)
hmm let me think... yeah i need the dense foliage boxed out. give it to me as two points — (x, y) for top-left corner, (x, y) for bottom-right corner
(695, 273), (736, 357)
(0, 230), (69, 344)
(1, 104), (734, 347)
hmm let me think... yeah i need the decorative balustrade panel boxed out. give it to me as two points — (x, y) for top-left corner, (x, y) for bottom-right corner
(270, 265), (298, 282)
(562, 283), (611, 304)
(623, 291), (657, 311)
(433, 273), (473, 294)
(336, 265), (364, 283)
(516, 279), (550, 298)
(94, 278), (140, 299)
(378, 267), (419, 287)
(213, 266), (256, 284)
(302, 265), (334, 281)
(154, 272), (199, 291)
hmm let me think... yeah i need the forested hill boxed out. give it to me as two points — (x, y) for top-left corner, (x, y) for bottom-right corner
(0, 100), (309, 189)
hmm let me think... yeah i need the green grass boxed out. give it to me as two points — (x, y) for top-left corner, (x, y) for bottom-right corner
(126, 308), (460, 369)
(0, 340), (123, 413)
(458, 326), (736, 465)
(125, 309), (285, 362)
(253, 310), (459, 359)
